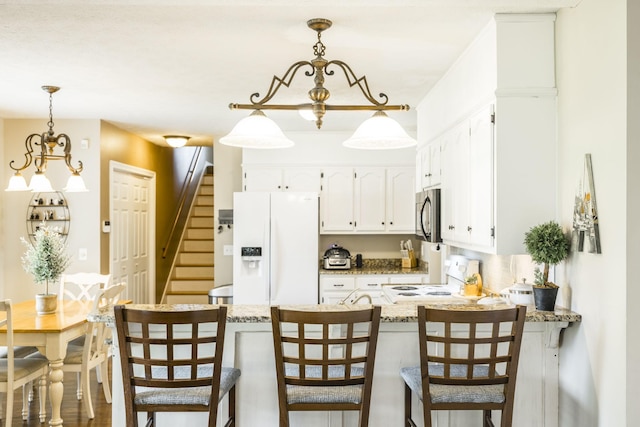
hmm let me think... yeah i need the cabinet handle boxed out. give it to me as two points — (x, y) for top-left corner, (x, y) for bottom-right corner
(390, 221), (393, 225)
(277, 185), (281, 189)
(381, 222), (385, 225)
(334, 284), (344, 287)
(366, 283), (376, 287)
(425, 173), (432, 177)
(285, 186), (289, 189)
(467, 226), (472, 232)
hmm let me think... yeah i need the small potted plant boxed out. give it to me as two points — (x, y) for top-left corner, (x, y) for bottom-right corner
(523, 221), (570, 311)
(463, 273), (482, 296)
(21, 223), (71, 314)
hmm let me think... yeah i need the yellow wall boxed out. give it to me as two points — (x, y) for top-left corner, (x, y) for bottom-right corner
(99, 121), (193, 301)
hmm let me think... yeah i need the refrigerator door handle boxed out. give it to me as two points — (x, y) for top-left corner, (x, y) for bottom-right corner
(264, 217), (271, 303)
(270, 216), (277, 303)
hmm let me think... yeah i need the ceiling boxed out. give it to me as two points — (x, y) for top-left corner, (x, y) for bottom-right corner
(0, 0), (578, 147)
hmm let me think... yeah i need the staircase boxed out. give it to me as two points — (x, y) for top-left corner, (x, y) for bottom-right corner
(163, 172), (214, 304)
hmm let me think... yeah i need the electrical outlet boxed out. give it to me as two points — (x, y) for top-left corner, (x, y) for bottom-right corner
(78, 248), (88, 260)
(223, 245), (233, 256)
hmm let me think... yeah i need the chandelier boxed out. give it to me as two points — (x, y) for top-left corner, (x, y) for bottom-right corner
(5, 86), (87, 192)
(219, 18), (417, 150)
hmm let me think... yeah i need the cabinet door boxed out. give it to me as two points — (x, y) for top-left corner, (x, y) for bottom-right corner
(354, 168), (386, 232)
(418, 140), (442, 190)
(468, 105), (495, 248)
(429, 141), (442, 186)
(320, 168), (355, 232)
(243, 168), (283, 192)
(441, 123), (469, 242)
(283, 168), (322, 192)
(440, 132), (456, 242)
(386, 167), (415, 233)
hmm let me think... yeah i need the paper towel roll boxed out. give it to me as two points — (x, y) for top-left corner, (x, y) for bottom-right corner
(423, 242), (444, 284)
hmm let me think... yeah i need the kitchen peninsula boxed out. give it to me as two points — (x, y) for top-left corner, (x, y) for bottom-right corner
(97, 303), (580, 427)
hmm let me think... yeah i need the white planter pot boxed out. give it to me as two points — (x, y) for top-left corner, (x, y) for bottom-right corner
(35, 294), (58, 314)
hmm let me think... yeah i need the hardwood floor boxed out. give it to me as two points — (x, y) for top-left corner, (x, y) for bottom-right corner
(7, 362), (112, 427)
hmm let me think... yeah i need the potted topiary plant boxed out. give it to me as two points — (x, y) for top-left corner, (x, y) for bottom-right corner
(21, 223), (71, 314)
(523, 221), (570, 311)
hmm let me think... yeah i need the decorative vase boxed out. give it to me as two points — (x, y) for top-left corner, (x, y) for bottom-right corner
(35, 294), (58, 315)
(532, 286), (559, 312)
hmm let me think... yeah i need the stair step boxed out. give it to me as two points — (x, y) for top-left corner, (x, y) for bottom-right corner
(186, 228), (214, 240)
(202, 175), (214, 185)
(199, 185), (213, 196)
(169, 279), (215, 292)
(165, 293), (209, 304)
(190, 217), (214, 228)
(192, 206), (214, 217)
(178, 252), (213, 265)
(182, 240), (214, 252)
(195, 195), (213, 206)
(174, 266), (215, 279)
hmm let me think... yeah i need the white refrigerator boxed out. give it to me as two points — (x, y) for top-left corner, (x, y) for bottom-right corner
(233, 192), (319, 305)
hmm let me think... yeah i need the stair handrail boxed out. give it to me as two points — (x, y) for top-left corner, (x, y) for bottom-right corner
(162, 146), (204, 259)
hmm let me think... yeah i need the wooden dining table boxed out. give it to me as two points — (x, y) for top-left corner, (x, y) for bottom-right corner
(0, 299), (94, 426)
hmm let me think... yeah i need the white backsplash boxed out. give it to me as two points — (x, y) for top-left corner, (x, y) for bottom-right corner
(450, 247), (538, 293)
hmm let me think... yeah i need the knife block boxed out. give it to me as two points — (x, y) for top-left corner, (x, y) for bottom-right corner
(402, 250), (417, 268)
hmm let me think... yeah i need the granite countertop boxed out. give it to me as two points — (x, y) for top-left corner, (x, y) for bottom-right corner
(320, 258), (428, 275)
(91, 303), (581, 324)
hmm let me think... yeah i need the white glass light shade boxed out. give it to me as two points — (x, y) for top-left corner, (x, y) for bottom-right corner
(28, 172), (54, 192)
(164, 135), (190, 148)
(64, 172), (88, 192)
(5, 172), (29, 191)
(219, 110), (295, 149)
(342, 111), (417, 150)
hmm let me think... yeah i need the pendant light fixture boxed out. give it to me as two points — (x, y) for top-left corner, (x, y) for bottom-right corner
(5, 86), (87, 192)
(220, 18), (416, 150)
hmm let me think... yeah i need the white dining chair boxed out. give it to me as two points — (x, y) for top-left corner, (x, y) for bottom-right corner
(0, 300), (49, 426)
(62, 283), (126, 418)
(51, 272), (116, 418)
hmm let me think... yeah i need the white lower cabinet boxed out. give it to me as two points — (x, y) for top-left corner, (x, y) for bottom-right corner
(319, 276), (355, 304)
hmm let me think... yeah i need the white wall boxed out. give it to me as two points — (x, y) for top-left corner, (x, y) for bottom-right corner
(556, 0), (627, 425)
(2, 119), (101, 302)
(626, 1), (640, 421)
(213, 142), (242, 287)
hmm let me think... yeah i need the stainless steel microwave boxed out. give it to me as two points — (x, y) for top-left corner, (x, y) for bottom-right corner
(415, 188), (441, 242)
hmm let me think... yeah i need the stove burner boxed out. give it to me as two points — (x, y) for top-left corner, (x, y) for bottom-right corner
(398, 292), (419, 297)
(392, 286), (418, 291)
(426, 291), (452, 296)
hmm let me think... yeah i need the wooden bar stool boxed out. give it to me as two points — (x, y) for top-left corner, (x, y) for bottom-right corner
(114, 305), (240, 427)
(400, 305), (526, 427)
(270, 305), (381, 427)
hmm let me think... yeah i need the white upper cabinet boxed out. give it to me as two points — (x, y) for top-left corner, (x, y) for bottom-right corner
(320, 168), (355, 232)
(243, 167), (321, 192)
(417, 140), (441, 190)
(417, 13), (557, 254)
(386, 168), (415, 233)
(354, 168), (386, 232)
(320, 166), (414, 234)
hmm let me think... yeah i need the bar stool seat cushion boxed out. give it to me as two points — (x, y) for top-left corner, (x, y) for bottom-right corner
(400, 365), (505, 404)
(134, 366), (241, 406)
(285, 365), (364, 405)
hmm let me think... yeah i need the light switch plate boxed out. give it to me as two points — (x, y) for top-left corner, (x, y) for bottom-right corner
(78, 248), (87, 260)
(223, 245), (233, 256)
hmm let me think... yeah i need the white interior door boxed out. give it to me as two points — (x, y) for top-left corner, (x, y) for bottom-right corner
(110, 162), (156, 303)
